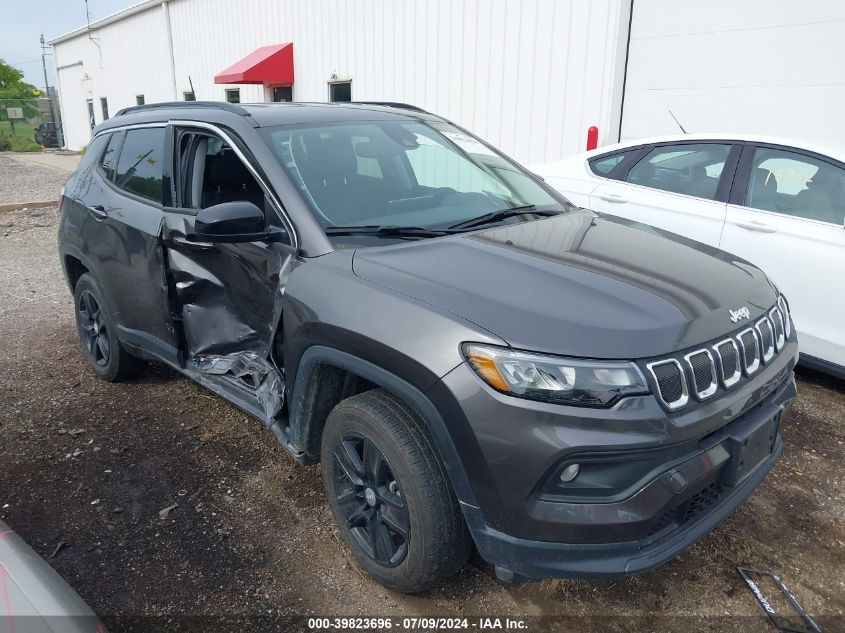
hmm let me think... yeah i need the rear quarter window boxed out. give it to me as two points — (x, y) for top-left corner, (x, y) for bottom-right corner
(100, 132), (122, 181)
(66, 134), (111, 195)
(589, 152), (628, 176)
(76, 134), (110, 172)
(113, 128), (166, 203)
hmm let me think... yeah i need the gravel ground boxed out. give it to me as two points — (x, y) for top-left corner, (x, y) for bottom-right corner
(0, 159), (843, 632)
(0, 153), (70, 204)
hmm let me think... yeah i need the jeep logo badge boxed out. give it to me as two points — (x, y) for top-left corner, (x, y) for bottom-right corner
(729, 306), (751, 323)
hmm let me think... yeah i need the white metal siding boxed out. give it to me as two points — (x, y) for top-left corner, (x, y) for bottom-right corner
(621, 0), (845, 147)
(53, 0), (631, 159)
(54, 4), (173, 150)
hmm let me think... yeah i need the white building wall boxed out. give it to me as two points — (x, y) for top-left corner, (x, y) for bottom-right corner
(53, 0), (631, 161)
(621, 0), (845, 148)
(54, 4), (174, 150)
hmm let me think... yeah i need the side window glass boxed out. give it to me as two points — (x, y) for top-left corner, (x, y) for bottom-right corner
(99, 133), (121, 181)
(589, 152), (628, 176)
(190, 136), (265, 210)
(114, 128), (165, 202)
(746, 147), (845, 225)
(75, 133), (109, 173)
(626, 143), (731, 200)
(66, 134), (110, 196)
(181, 132), (292, 246)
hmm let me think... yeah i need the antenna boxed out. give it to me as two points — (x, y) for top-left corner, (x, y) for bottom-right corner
(83, 0), (103, 68)
(668, 109), (687, 134)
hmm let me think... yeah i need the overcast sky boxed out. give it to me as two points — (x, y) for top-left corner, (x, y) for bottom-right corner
(1, 0), (136, 88)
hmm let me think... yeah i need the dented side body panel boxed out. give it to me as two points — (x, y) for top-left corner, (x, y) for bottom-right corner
(161, 206), (296, 427)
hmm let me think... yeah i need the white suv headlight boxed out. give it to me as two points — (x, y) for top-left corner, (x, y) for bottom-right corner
(462, 343), (649, 408)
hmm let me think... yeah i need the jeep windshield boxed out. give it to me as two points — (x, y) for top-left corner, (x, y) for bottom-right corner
(260, 119), (566, 241)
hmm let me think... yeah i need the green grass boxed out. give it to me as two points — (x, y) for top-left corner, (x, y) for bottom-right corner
(0, 121), (44, 151)
(0, 120), (38, 141)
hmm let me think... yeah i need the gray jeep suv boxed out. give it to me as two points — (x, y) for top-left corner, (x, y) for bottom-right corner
(58, 101), (798, 593)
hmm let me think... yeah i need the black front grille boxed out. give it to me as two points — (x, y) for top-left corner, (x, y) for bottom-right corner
(646, 481), (724, 538)
(739, 330), (758, 369)
(647, 507), (680, 537)
(778, 296), (791, 336)
(646, 299), (786, 411)
(770, 309), (785, 347)
(716, 341), (738, 381)
(685, 481), (723, 522)
(757, 319), (774, 358)
(688, 351), (714, 394)
(652, 362), (684, 404)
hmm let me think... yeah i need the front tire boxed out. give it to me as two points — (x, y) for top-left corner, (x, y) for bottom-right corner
(321, 389), (471, 593)
(73, 273), (146, 382)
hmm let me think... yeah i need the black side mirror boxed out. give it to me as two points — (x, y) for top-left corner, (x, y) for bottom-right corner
(191, 201), (276, 243)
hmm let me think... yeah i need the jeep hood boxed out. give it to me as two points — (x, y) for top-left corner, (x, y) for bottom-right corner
(351, 210), (778, 359)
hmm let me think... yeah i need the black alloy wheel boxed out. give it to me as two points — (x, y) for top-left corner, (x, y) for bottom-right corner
(77, 289), (110, 367)
(332, 433), (410, 567)
(321, 389), (471, 593)
(72, 273), (146, 382)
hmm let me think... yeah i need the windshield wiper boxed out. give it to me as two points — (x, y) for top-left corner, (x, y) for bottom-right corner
(448, 205), (562, 230)
(325, 225), (463, 238)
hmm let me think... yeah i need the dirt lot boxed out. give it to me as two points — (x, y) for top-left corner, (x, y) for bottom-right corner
(0, 153), (74, 204)
(0, 170), (843, 631)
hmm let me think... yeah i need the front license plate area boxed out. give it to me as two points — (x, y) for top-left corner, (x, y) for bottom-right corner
(722, 412), (780, 486)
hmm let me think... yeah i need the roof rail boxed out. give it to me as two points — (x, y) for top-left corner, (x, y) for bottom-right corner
(115, 101), (252, 118)
(352, 101), (428, 113)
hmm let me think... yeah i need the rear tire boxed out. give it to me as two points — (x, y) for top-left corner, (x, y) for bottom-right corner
(73, 273), (146, 382)
(321, 389), (471, 593)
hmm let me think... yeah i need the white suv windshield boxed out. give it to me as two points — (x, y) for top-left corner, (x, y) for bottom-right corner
(261, 120), (560, 231)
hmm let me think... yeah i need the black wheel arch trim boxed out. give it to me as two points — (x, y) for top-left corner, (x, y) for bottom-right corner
(288, 345), (483, 510)
(60, 245), (100, 294)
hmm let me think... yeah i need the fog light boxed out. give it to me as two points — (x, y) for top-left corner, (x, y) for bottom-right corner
(559, 463), (580, 483)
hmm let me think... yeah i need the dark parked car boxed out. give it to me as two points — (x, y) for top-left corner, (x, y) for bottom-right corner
(34, 122), (59, 147)
(57, 101), (798, 593)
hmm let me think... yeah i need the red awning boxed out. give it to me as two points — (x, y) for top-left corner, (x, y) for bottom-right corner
(214, 43), (294, 85)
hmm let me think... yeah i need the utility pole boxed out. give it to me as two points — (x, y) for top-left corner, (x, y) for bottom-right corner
(40, 32), (64, 148)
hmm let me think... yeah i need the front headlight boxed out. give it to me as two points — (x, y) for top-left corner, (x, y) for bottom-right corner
(462, 343), (649, 408)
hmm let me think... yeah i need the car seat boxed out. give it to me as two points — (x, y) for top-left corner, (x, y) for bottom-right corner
(795, 165), (843, 224)
(202, 149), (265, 209)
(291, 132), (388, 223)
(748, 167), (778, 212)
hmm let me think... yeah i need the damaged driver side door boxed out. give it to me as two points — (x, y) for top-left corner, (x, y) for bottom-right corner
(161, 124), (296, 425)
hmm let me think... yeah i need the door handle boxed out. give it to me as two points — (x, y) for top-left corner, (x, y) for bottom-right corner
(598, 194), (627, 203)
(86, 204), (108, 219)
(735, 221), (776, 233)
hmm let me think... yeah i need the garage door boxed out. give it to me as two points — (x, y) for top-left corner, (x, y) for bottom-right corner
(621, 0), (845, 149)
(55, 63), (91, 151)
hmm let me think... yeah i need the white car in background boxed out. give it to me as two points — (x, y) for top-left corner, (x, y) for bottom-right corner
(532, 134), (845, 379)
(0, 519), (107, 632)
